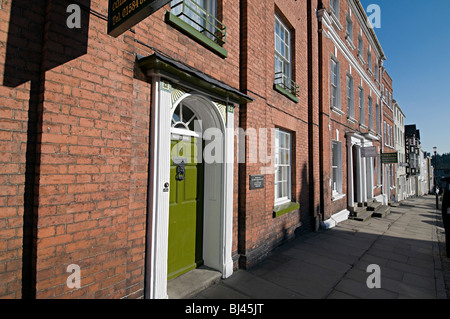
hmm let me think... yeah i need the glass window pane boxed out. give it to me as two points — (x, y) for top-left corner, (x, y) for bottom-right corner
(332, 168), (338, 190)
(282, 166), (288, 182)
(279, 133), (285, 148)
(282, 180), (288, 198)
(279, 150), (285, 164)
(276, 166), (281, 182)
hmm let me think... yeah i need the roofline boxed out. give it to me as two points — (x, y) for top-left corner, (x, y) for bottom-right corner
(393, 100), (405, 117)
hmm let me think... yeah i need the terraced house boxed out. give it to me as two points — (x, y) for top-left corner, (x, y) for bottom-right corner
(317, 0), (392, 227)
(0, 0), (398, 299)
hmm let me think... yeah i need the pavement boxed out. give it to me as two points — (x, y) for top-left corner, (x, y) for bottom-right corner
(191, 195), (450, 299)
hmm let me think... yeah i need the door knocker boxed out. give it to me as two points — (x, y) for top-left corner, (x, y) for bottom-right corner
(173, 157), (187, 182)
(176, 164), (186, 181)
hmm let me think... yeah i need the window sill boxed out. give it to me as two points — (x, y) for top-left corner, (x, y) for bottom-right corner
(331, 106), (344, 116)
(273, 201), (300, 218)
(165, 11), (228, 58)
(274, 84), (299, 103)
(358, 55), (366, 66)
(329, 12), (343, 31)
(348, 116), (357, 124)
(332, 193), (346, 201)
(345, 36), (355, 50)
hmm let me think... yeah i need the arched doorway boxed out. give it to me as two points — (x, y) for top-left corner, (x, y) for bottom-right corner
(145, 79), (236, 299)
(167, 94), (225, 280)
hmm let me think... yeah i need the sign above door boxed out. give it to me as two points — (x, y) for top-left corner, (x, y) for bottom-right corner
(108, 0), (171, 37)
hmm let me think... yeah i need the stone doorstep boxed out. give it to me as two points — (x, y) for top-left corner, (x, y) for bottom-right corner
(372, 205), (391, 218)
(349, 209), (373, 222)
(367, 201), (382, 211)
(167, 266), (222, 299)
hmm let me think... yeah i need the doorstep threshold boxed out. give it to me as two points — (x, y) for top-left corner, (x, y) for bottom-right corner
(167, 266), (222, 299)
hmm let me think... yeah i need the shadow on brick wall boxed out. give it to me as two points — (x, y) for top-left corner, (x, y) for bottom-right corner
(3, 0), (90, 88)
(2, 0), (91, 299)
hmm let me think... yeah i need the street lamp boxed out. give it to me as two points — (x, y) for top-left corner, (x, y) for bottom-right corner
(434, 146), (438, 209)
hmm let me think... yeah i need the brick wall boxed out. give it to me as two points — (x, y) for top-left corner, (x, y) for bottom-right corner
(0, 0), (48, 299)
(319, 0), (385, 218)
(0, 0), (242, 299)
(238, 0), (316, 269)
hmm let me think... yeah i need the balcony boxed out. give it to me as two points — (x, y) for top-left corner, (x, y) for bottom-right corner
(166, 0), (227, 57)
(274, 72), (300, 103)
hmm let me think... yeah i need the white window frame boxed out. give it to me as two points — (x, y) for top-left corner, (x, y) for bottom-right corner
(367, 49), (372, 74)
(390, 126), (393, 147)
(330, 0), (339, 16)
(274, 15), (292, 88)
(332, 140), (343, 196)
(346, 74), (355, 119)
(357, 35), (364, 59)
(274, 129), (292, 205)
(331, 56), (341, 110)
(346, 14), (353, 43)
(374, 61), (379, 82)
(375, 103), (380, 134)
(387, 123), (390, 147)
(368, 96), (374, 131)
(359, 87), (365, 126)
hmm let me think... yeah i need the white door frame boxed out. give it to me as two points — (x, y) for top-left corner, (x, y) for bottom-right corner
(347, 133), (373, 207)
(145, 77), (234, 299)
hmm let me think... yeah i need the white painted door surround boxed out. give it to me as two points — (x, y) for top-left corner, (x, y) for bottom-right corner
(145, 78), (235, 299)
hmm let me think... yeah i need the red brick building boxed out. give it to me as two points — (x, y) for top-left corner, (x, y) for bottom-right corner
(317, 0), (390, 227)
(0, 0), (396, 299)
(238, 0), (321, 269)
(1, 0), (250, 299)
(381, 70), (396, 202)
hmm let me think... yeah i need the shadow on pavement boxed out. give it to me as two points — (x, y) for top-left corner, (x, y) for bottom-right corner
(194, 196), (449, 299)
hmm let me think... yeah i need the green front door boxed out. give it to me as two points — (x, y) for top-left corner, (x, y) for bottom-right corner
(168, 137), (203, 281)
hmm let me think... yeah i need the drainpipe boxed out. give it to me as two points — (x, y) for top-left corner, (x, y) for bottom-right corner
(317, 6), (327, 227)
(379, 62), (386, 204)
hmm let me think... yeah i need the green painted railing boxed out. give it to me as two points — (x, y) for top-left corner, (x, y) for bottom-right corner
(275, 72), (300, 98)
(171, 0), (227, 46)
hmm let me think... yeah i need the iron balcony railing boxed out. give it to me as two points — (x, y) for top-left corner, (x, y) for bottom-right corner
(275, 72), (300, 97)
(171, 0), (227, 46)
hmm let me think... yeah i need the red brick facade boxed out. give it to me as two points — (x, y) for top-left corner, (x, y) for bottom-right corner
(238, 0), (321, 269)
(381, 70), (396, 201)
(0, 0), (395, 299)
(318, 0), (389, 224)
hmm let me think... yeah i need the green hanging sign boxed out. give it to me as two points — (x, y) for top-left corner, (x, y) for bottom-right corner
(381, 152), (398, 164)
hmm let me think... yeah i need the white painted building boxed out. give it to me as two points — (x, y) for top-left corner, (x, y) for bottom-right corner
(393, 100), (406, 201)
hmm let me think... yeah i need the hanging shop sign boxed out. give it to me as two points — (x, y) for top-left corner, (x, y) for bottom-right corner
(381, 152), (398, 164)
(361, 146), (377, 158)
(108, 0), (171, 37)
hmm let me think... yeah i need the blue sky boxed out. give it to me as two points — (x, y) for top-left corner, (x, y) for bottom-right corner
(360, 0), (450, 155)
